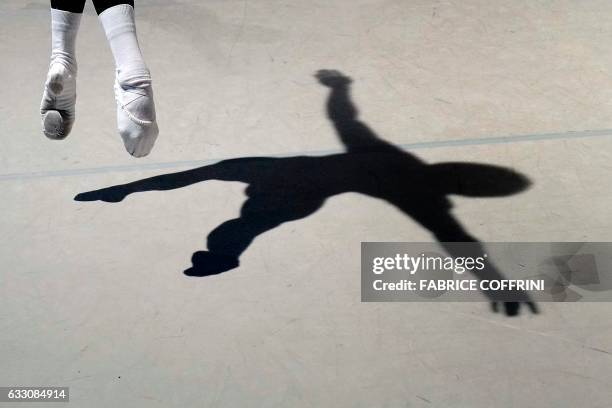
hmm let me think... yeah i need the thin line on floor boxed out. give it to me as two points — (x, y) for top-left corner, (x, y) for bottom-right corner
(2, 127), (611, 182)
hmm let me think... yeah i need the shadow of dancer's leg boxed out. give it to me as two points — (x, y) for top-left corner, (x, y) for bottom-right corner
(74, 158), (273, 203)
(75, 165), (226, 202)
(186, 197), (324, 277)
(407, 208), (538, 316)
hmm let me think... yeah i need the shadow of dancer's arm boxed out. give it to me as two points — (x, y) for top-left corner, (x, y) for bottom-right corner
(74, 157), (276, 203)
(410, 209), (538, 316)
(315, 70), (402, 154)
(451, 241), (539, 316)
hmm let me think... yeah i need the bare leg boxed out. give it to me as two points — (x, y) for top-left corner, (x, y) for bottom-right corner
(91, 0), (134, 15)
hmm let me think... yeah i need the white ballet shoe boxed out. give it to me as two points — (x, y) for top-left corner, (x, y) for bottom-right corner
(40, 62), (77, 140)
(114, 79), (158, 157)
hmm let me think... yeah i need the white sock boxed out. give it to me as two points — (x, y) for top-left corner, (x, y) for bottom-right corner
(40, 9), (81, 139)
(99, 4), (158, 157)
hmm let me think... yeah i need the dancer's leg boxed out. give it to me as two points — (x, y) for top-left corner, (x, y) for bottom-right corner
(50, 0), (86, 13)
(92, 0), (134, 15)
(41, 1), (84, 139)
(97, 2), (159, 157)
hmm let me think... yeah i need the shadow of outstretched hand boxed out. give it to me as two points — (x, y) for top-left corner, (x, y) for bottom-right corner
(315, 69), (352, 87)
(492, 301), (539, 316)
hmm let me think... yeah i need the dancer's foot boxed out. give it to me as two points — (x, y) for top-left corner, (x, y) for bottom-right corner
(114, 77), (158, 157)
(41, 62), (77, 140)
(41, 8), (81, 139)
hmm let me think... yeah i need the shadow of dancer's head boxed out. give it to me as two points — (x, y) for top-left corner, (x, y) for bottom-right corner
(428, 162), (531, 198)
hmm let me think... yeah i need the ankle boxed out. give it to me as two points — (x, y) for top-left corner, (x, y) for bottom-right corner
(117, 67), (151, 88)
(50, 9), (81, 72)
(45, 62), (75, 96)
(49, 54), (77, 75)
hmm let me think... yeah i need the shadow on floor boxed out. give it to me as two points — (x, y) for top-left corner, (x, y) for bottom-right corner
(76, 70), (537, 316)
